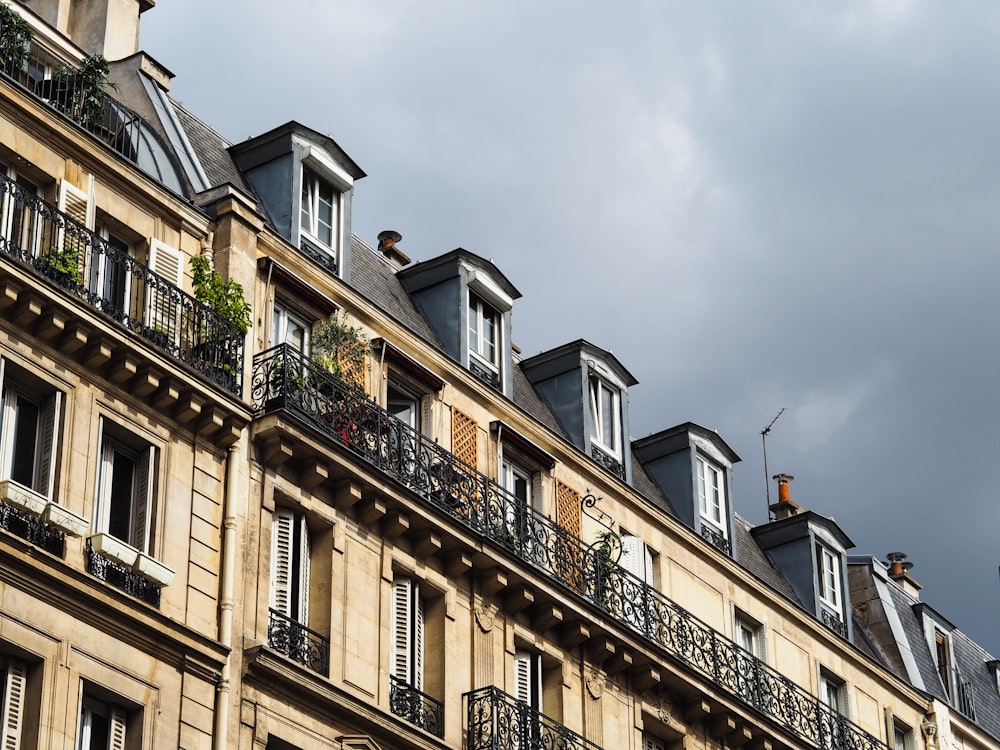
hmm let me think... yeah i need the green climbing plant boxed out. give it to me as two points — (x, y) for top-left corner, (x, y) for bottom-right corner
(53, 54), (119, 129)
(190, 254), (251, 335)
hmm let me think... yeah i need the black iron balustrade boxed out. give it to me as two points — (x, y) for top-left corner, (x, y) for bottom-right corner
(86, 541), (161, 607)
(469, 358), (501, 390)
(821, 608), (848, 638)
(0, 500), (65, 556)
(267, 608), (330, 676)
(389, 675), (444, 737)
(252, 345), (886, 750)
(0, 173), (244, 396)
(466, 686), (605, 750)
(590, 444), (625, 480)
(699, 523), (732, 555)
(1, 39), (148, 167)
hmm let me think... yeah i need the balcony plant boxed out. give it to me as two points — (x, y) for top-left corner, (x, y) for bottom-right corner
(0, 4), (32, 75)
(52, 54), (118, 130)
(311, 310), (369, 384)
(190, 254), (251, 336)
(35, 245), (80, 287)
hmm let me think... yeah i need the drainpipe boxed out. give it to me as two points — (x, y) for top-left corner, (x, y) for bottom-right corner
(214, 440), (240, 750)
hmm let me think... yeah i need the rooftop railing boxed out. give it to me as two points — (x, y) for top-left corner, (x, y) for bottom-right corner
(0, 173), (244, 396)
(252, 344), (886, 750)
(466, 686), (605, 750)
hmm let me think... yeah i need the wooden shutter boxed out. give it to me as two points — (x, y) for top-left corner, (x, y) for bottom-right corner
(420, 398), (432, 438)
(270, 509), (294, 617)
(94, 417), (108, 533)
(451, 408), (479, 514)
(58, 179), (93, 228)
(391, 578), (413, 684)
(108, 705), (127, 750)
(513, 650), (540, 712)
(146, 240), (183, 344)
(130, 446), (154, 554)
(35, 390), (60, 500)
(555, 481), (582, 590)
(413, 585), (424, 691)
(620, 535), (653, 584)
(644, 736), (666, 750)
(296, 513), (310, 624)
(0, 658), (26, 750)
(0, 358), (10, 480)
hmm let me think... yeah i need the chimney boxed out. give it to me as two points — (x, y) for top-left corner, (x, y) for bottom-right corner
(885, 552), (922, 599)
(769, 473), (803, 521)
(24, 0), (154, 60)
(377, 230), (410, 270)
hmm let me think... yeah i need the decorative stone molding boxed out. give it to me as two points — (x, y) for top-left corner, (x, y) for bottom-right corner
(585, 668), (605, 699)
(475, 603), (498, 633)
(642, 687), (678, 723)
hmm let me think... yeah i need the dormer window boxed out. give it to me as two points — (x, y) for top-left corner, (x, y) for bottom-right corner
(816, 544), (841, 608)
(300, 167), (338, 252)
(697, 456), (726, 537)
(468, 291), (500, 385)
(588, 375), (621, 460)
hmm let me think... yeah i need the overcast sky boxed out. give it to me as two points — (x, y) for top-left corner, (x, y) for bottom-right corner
(143, 1), (1000, 654)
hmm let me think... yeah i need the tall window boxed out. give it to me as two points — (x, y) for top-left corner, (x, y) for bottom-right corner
(696, 456), (726, 533)
(0, 169), (40, 257)
(588, 376), (620, 456)
(893, 720), (913, 750)
(468, 292), (500, 373)
(388, 382), (421, 432)
(513, 650), (542, 712)
(391, 577), (424, 690)
(0, 361), (61, 500)
(300, 168), (338, 249)
(735, 611), (764, 658)
(272, 303), (311, 354)
(270, 509), (311, 626)
(934, 631), (952, 698)
(91, 228), (132, 318)
(94, 420), (155, 554)
(815, 544), (841, 610)
(77, 695), (127, 750)
(819, 669), (845, 714)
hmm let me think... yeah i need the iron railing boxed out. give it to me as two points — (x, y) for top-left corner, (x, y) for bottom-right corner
(1, 38), (146, 167)
(0, 173), (245, 395)
(86, 541), (161, 607)
(267, 608), (330, 676)
(466, 686), (605, 750)
(252, 345), (886, 750)
(389, 675), (444, 737)
(0, 499), (65, 556)
(590, 444), (625, 480)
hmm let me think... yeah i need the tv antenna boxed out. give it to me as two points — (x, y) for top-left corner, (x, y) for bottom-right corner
(761, 408), (784, 512)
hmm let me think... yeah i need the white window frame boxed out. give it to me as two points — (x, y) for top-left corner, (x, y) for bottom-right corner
(272, 302), (312, 355)
(815, 543), (842, 610)
(0, 359), (61, 500)
(735, 611), (764, 658)
(300, 166), (340, 253)
(513, 649), (542, 712)
(0, 168), (41, 258)
(93, 418), (155, 555)
(588, 375), (621, 457)
(819, 669), (846, 715)
(77, 694), (127, 750)
(270, 508), (311, 626)
(387, 380), (421, 432)
(696, 455), (726, 534)
(468, 291), (501, 372)
(390, 577), (424, 691)
(91, 226), (132, 316)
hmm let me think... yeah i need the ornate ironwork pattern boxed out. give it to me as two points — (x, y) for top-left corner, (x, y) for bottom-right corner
(252, 345), (887, 750)
(1, 40), (151, 167)
(86, 542), (161, 607)
(298, 236), (338, 276)
(468, 358), (501, 390)
(821, 608), (848, 638)
(0, 501), (65, 557)
(589, 444), (625, 479)
(267, 608), (330, 676)
(699, 523), (732, 555)
(0, 173), (244, 396)
(389, 675), (444, 737)
(466, 686), (605, 750)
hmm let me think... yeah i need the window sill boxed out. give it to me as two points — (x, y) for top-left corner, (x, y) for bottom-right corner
(88, 533), (175, 586)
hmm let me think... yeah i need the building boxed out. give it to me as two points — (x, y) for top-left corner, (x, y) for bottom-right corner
(0, 2), (995, 749)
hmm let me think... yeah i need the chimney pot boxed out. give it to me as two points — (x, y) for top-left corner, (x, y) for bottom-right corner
(772, 473), (794, 503)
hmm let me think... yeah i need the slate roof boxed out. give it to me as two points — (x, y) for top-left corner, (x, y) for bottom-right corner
(169, 98), (253, 195)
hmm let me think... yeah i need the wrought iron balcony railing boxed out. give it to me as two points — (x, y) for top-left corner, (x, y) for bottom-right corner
(267, 608), (330, 676)
(466, 686), (604, 750)
(590, 444), (625, 480)
(252, 345), (886, 750)
(389, 675), (444, 737)
(0, 498), (65, 556)
(86, 541), (161, 607)
(1, 37), (149, 169)
(0, 173), (245, 396)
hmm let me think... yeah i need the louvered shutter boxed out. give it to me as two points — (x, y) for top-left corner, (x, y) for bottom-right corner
(0, 658), (26, 750)
(296, 513), (310, 624)
(146, 240), (183, 345)
(94, 417), (108, 532)
(130, 446), (154, 554)
(0, 358), (10, 479)
(421, 398), (432, 438)
(644, 736), (666, 750)
(412, 585), (424, 691)
(108, 705), (127, 750)
(620, 535), (653, 584)
(513, 650), (541, 711)
(270, 509), (294, 617)
(57, 180), (93, 228)
(391, 578), (413, 684)
(36, 391), (60, 500)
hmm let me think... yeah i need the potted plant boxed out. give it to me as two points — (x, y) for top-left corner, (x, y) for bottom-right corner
(189, 254), (250, 384)
(35, 245), (80, 286)
(52, 54), (119, 130)
(311, 310), (369, 386)
(0, 4), (32, 76)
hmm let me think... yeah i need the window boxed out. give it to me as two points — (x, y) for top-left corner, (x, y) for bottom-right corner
(513, 650), (542, 712)
(735, 611), (764, 658)
(77, 695), (127, 750)
(588, 376), (621, 456)
(0, 166), (40, 258)
(272, 303), (311, 354)
(90, 228), (132, 319)
(390, 577), (424, 691)
(93, 420), (155, 554)
(934, 630), (952, 698)
(0, 360), (61, 500)
(468, 292), (501, 376)
(270, 509), (311, 627)
(643, 735), (667, 750)
(819, 669), (845, 714)
(696, 456), (726, 534)
(387, 382), (421, 432)
(0, 655), (27, 748)
(893, 720), (913, 750)
(815, 543), (841, 610)
(300, 167), (338, 250)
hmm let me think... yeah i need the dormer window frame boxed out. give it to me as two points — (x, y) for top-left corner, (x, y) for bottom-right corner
(588, 373), (622, 460)
(696, 454), (727, 538)
(468, 290), (501, 375)
(816, 542), (842, 611)
(464, 268), (513, 393)
(293, 139), (355, 277)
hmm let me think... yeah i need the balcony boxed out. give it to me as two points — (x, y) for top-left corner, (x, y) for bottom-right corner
(86, 540), (162, 607)
(0, 173), (244, 396)
(466, 686), (604, 750)
(0, 495), (65, 556)
(389, 675), (444, 738)
(267, 608), (330, 677)
(252, 345), (886, 750)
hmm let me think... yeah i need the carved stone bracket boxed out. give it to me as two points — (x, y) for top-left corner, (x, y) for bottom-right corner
(475, 603), (498, 633)
(585, 668), (606, 699)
